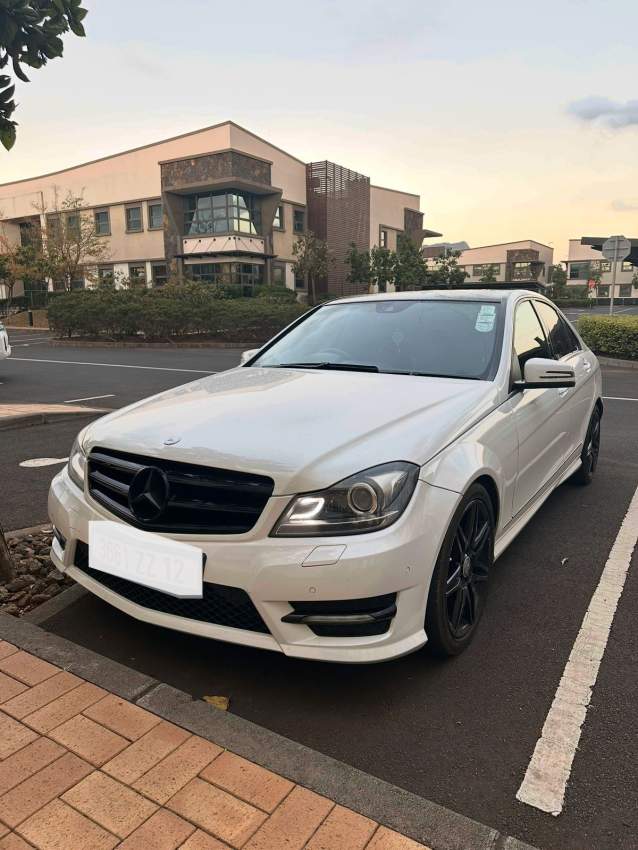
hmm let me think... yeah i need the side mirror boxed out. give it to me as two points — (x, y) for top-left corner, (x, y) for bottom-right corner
(240, 348), (259, 366)
(516, 357), (575, 390)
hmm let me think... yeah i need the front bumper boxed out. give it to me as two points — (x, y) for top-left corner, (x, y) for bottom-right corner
(48, 467), (459, 663)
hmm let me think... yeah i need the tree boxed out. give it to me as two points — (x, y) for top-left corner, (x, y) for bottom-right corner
(394, 236), (428, 291)
(0, 1), (88, 150)
(0, 522), (14, 583)
(479, 267), (497, 284)
(292, 231), (332, 305)
(35, 191), (110, 290)
(428, 249), (468, 287)
(370, 246), (395, 292)
(0, 228), (44, 306)
(345, 243), (371, 289)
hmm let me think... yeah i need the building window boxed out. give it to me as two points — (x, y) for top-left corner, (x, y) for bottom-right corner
(511, 262), (533, 280)
(472, 263), (501, 278)
(66, 213), (81, 240)
(622, 261), (634, 272)
(597, 285), (609, 297)
(380, 229), (388, 248)
(293, 209), (305, 234)
(591, 260), (611, 273)
(569, 261), (590, 280)
(184, 191), (261, 236)
(147, 202), (163, 230)
(271, 263), (286, 286)
(128, 264), (146, 286)
(70, 276), (85, 290)
(273, 205), (284, 230)
(618, 284), (632, 297)
(125, 206), (143, 233)
(94, 209), (110, 236)
(295, 273), (305, 290)
(97, 265), (114, 286)
(151, 262), (168, 287)
(188, 262), (264, 295)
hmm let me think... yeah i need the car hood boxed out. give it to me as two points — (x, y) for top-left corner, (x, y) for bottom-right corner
(83, 367), (498, 494)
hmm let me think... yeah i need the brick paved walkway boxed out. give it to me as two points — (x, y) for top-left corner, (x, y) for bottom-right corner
(0, 641), (429, 850)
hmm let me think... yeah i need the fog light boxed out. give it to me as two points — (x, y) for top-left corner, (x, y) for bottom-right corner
(347, 482), (378, 515)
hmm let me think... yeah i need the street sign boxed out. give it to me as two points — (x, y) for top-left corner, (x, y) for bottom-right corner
(602, 235), (631, 262)
(601, 235), (632, 314)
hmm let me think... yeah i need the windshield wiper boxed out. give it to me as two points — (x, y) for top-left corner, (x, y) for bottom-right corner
(381, 370), (482, 380)
(271, 362), (379, 373)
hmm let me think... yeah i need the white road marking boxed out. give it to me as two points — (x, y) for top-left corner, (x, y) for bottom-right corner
(603, 396), (638, 402)
(63, 394), (116, 404)
(14, 340), (54, 347)
(516, 483), (638, 815)
(8, 357), (216, 374)
(20, 457), (68, 468)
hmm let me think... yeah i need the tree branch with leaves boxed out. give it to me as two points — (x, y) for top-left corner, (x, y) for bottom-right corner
(0, 0), (88, 150)
(292, 231), (332, 305)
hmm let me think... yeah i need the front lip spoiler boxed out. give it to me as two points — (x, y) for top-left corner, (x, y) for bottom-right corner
(281, 602), (397, 626)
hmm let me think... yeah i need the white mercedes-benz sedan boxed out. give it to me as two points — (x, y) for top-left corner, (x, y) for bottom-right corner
(0, 321), (11, 361)
(48, 290), (602, 663)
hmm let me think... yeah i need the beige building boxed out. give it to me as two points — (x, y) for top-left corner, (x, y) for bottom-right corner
(0, 121), (438, 301)
(565, 238), (638, 299)
(424, 240), (553, 288)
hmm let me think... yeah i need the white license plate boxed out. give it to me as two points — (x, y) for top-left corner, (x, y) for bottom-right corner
(88, 521), (204, 598)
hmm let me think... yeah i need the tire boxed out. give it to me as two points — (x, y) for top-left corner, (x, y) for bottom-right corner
(425, 483), (495, 657)
(571, 407), (601, 486)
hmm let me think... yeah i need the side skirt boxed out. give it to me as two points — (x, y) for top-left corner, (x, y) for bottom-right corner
(494, 452), (582, 560)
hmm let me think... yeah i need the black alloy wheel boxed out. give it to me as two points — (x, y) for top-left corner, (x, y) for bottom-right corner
(572, 407), (601, 486)
(425, 483), (495, 657)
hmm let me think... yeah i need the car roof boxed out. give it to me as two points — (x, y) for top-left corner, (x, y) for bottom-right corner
(329, 289), (539, 305)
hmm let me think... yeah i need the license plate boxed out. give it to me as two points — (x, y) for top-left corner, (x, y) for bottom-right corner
(88, 521), (204, 598)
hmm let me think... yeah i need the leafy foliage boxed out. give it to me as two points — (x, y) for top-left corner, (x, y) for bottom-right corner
(0, 0), (87, 149)
(292, 231), (332, 305)
(394, 236), (428, 290)
(428, 249), (468, 287)
(370, 246), (395, 291)
(345, 242), (372, 287)
(577, 315), (638, 360)
(47, 285), (308, 341)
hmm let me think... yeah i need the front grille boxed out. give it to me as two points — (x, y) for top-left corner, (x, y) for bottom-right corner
(87, 447), (273, 534)
(74, 542), (269, 633)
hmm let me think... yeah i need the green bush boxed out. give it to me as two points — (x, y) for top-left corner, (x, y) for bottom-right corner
(578, 315), (638, 360)
(47, 285), (308, 341)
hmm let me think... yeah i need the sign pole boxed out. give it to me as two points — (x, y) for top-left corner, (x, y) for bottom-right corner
(610, 240), (617, 315)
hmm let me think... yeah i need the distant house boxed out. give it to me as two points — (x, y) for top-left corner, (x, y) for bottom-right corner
(425, 240), (553, 288)
(565, 237), (638, 299)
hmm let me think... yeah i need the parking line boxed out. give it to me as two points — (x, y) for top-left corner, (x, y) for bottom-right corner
(516, 482), (638, 815)
(63, 394), (116, 404)
(8, 357), (216, 374)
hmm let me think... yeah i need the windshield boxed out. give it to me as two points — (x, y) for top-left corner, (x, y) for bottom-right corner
(251, 299), (503, 380)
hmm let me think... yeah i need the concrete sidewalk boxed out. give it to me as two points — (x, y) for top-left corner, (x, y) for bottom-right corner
(0, 640), (426, 850)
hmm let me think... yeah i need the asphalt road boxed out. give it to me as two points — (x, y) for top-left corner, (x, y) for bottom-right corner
(2, 329), (638, 850)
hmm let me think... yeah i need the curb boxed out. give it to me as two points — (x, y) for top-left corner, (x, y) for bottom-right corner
(49, 339), (258, 349)
(0, 612), (540, 850)
(0, 408), (105, 432)
(597, 355), (638, 370)
(5, 522), (53, 540)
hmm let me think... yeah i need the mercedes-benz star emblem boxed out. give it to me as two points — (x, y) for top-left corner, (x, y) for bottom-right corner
(128, 466), (170, 523)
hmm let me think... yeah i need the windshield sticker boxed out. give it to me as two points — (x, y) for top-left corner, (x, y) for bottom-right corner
(475, 305), (496, 333)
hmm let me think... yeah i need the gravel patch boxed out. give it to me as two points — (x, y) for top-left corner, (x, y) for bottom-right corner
(1, 526), (74, 617)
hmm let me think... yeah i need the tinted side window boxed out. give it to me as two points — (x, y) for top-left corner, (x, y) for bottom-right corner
(535, 302), (580, 359)
(514, 301), (550, 370)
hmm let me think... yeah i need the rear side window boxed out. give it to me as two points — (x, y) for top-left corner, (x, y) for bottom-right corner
(514, 301), (550, 370)
(534, 302), (580, 359)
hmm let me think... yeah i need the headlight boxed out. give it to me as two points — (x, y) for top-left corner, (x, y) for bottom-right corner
(272, 461), (419, 537)
(67, 433), (87, 490)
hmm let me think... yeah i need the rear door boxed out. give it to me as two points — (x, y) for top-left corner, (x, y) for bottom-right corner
(511, 300), (568, 514)
(533, 300), (593, 460)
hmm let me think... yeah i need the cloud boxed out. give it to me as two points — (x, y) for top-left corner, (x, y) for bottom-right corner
(612, 199), (638, 212)
(567, 96), (638, 128)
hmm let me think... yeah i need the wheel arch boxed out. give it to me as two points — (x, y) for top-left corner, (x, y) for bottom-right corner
(473, 474), (500, 527)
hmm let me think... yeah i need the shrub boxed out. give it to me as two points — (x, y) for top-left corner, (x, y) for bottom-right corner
(577, 315), (638, 360)
(47, 285), (308, 342)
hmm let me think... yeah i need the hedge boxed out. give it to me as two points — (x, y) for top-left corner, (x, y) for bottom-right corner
(577, 315), (638, 360)
(47, 285), (308, 342)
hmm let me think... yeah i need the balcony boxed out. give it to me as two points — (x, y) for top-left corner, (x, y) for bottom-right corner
(182, 234), (266, 258)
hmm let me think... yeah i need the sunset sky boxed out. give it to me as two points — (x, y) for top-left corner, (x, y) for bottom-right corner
(2, 0), (637, 263)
